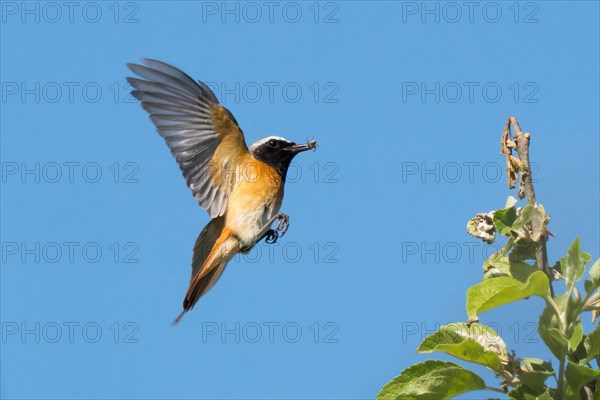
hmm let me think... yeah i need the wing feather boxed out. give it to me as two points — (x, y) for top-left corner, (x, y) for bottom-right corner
(127, 59), (249, 217)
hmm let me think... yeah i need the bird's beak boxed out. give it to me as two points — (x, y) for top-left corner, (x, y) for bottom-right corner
(285, 140), (318, 153)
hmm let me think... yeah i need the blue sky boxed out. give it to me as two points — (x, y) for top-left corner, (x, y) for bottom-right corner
(1, 1), (598, 399)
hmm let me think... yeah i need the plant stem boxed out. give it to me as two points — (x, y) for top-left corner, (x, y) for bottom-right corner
(557, 351), (567, 399)
(485, 386), (507, 394)
(546, 294), (568, 399)
(504, 117), (554, 297)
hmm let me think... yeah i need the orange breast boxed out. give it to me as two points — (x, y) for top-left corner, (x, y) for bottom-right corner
(224, 156), (284, 243)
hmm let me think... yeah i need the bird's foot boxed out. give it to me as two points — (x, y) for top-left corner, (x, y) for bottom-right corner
(260, 213), (290, 245)
(264, 229), (279, 244)
(275, 213), (289, 237)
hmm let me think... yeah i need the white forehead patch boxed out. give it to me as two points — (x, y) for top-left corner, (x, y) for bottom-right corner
(249, 136), (290, 152)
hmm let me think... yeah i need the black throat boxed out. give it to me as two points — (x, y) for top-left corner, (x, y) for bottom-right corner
(251, 151), (295, 182)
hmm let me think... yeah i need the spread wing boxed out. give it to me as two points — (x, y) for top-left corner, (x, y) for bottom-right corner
(127, 58), (249, 218)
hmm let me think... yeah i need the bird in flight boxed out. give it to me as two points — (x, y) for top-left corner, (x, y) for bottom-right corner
(127, 59), (317, 323)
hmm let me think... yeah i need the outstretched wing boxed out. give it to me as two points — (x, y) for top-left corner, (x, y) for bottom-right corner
(127, 58), (249, 218)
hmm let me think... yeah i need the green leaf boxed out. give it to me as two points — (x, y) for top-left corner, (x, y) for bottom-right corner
(510, 240), (539, 263)
(565, 361), (600, 394)
(511, 205), (534, 231)
(587, 259), (600, 295)
(518, 358), (554, 394)
(562, 238), (592, 293)
(466, 271), (550, 320)
(568, 323), (584, 353)
(377, 360), (486, 400)
(493, 206), (518, 235)
(584, 280), (596, 296)
(508, 386), (553, 400)
(590, 259), (600, 285)
(583, 326), (600, 364)
(483, 255), (537, 282)
(538, 302), (568, 359)
(417, 323), (507, 373)
(516, 205), (546, 235)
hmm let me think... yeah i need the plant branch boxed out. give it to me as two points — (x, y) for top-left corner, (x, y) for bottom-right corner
(506, 117), (536, 202)
(501, 117), (554, 297)
(557, 351), (567, 400)
(485, 386), (507, 394)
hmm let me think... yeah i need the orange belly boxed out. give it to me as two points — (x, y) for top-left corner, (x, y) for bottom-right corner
(224, 157), (283, 246)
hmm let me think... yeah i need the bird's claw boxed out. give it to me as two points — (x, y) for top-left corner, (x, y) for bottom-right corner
(275, 214), (289, 237)
(265, 229), (279, 244)
(263, 214), (289, 244)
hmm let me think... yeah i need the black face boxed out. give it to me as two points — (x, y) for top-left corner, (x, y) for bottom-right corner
(250, 137), (309, 181)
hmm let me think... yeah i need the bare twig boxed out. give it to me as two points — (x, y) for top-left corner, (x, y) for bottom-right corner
(501, 117), (554, 296)
(507, 117), (536, 202)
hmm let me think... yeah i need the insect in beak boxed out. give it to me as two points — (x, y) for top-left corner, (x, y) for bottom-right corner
(285, 140), (317, 153)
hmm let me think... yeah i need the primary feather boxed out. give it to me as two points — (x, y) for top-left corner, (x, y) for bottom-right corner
(127, 59), (249, 218)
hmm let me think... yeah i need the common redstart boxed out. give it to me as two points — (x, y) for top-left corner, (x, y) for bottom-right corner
(127, 59), (317, 323)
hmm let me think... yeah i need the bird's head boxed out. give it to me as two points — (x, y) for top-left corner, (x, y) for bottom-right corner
(249, 136), (317, 181)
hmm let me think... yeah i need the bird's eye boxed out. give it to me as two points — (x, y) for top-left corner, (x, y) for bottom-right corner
(268, 139), (278, 148)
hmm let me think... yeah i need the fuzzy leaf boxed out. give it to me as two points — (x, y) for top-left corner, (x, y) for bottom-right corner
(377, 361), (486, 400)
(584, 280), (596, 296)
(518, 358), (554, 394)
(493, 206), (518, 235)
(568, 323), (584, 353)
(587, 259), (600, 295)
(508, 386), (553, 400)
(538, 302), (569, 359)
(562, 238), (592, 293)
(510, 240), (539, 262)
(467, 271), (549, 320)
(417, 323), (507, 373)
(483, 255), (537, 282)
(511, 205), (534, 231)
(583, 326), (600, 364)
(565, 361), (600, 394)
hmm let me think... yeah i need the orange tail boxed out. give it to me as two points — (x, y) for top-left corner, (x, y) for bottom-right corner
(173, 223), (240, 324)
